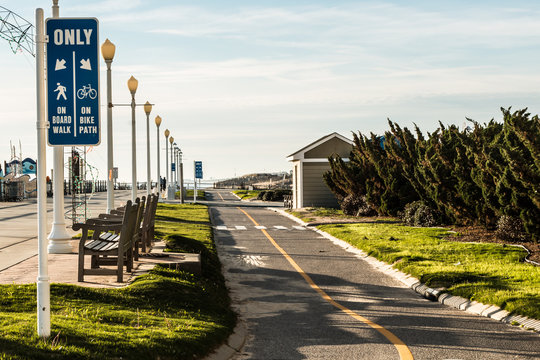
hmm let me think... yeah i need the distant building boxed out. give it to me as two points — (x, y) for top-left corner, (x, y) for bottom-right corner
(287, 132), (353, 208)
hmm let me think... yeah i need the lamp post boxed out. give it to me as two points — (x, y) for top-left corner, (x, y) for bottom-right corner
(127, 76), (138, 202)
(102, 38), (116, 213)
(173, 143), (177, 197)
(164, 129), (170, 195)
(144, 101), (152, 196)
(155, 115), (162, 196)
(179, 149), (184, 203)
(168, 136), (174, 200)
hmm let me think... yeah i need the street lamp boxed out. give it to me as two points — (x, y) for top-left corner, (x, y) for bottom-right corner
(164, 128), (170, 194)
(169, 136), (174, 199)
(144, 101), (152, 196)
(179, 148), (184, 203)
(102, 38), (116, 213)
(173, 143), (178, 199)
(128, 75), (138, 202)
(155, 115), (162, 196)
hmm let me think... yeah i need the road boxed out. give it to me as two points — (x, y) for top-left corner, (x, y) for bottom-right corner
(206, 189), (540, 360)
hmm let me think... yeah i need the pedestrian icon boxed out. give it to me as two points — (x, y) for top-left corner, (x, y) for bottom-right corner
(55, 59), (66, 71)
(54, 82), (67, 100)
(76, 84), (97, 100)
(80, 58), (91, 71)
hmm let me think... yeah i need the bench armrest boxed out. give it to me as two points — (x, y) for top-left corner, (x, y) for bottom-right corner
(86, 218), (122, 226)
(98, 213), (123, 219)
(72, 222), (123, 233)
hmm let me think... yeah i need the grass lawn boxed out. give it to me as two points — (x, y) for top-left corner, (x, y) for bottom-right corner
(232, 190), (261, 200)
(184, 189), (206, 200)
(319, 222), (540, 320)
(0, 203), (235, 359)
(289, 207), (352, 222)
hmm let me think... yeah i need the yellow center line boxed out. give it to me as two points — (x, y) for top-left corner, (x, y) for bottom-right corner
(237, 207), (414, 360)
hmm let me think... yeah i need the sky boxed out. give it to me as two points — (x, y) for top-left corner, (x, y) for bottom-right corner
(2, 0), (540, 182)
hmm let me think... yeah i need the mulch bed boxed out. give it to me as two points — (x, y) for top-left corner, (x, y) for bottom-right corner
(447, 225), (540, 264)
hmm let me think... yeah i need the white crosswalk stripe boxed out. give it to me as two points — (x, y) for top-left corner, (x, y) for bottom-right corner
(215, 225), (307, 231)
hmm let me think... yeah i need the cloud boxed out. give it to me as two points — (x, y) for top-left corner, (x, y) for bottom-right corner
(134, 3), (540, 50)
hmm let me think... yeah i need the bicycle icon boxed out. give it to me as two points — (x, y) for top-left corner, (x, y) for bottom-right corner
(76, 84), (97, 100)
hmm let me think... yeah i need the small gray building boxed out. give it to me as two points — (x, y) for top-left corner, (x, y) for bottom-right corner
(288, 132), (353, 209)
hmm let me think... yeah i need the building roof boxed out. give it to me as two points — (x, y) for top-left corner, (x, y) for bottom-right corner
(287, 132), (353, 160)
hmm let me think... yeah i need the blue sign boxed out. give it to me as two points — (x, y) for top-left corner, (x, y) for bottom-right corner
(46, 18), (100, 146)
(194, 161), (203, 179)
(171, 163), (176, 172)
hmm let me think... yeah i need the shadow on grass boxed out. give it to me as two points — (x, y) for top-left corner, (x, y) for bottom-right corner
(155, 214), (209, 225)
(420, 271), (511, 290)
(0, 338), (71, 360)
(165, 234), (222, 282)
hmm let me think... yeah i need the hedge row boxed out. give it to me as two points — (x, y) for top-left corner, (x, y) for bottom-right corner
(257, 189), (291, 202)
(324, 108), (539, 241)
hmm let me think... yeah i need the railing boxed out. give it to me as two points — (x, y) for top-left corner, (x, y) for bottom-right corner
(0, 179), (160, 201)
(64, 180), (108, 195)
(214, 183), (293, 190)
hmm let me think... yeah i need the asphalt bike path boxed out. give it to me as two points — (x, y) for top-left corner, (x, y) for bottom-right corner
(206, 189), (539, 360)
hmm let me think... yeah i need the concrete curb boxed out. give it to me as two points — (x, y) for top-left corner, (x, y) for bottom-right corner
(230, 192), (242, 201)
(268, 207), (540, 334)
(204, 321), (248, 360)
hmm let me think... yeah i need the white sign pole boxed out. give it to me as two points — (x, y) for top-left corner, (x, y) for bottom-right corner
(35, 7), (51, 338)
(194, 161), (197, 203)
(48, 0), (73, 254)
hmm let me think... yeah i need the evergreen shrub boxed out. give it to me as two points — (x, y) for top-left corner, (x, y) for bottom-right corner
(401, 201), (438, 227)
(324, 108), (539, 241)
(340, 194), (375, 216)
(257, 189), (292, 202)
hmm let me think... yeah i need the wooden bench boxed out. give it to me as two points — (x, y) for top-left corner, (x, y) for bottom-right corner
(97, 194), (158, 259)
(141, 194), (159, 252)
(73, 199), (140, 282)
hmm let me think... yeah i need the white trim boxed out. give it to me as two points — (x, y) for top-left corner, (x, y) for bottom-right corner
(287, 132), (353, 161)
(296, 161), (303, 208)
(300, 158), (350, 163)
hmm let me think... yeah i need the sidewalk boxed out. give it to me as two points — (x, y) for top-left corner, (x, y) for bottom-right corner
(0, 240), (200, 288)
(0, 190), (139, 272)
(0, 190), (200, 287)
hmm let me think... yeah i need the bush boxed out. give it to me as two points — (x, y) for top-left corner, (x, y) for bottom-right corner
(402, 201), (438, 227)
(257, 190), (292, 202)
(414, 203), (437, 227)
(496, 215), (525, 242)
(262, 191), (274, 201)
(340, 194), (376, 216)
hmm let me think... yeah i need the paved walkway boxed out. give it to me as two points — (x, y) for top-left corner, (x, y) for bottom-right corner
(0, 190), (198, 287)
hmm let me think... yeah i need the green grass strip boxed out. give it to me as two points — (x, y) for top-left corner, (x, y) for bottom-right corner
(232, 190), (261, 200)
(0, 203), (235, 359)
(319, 222), (540, 320)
